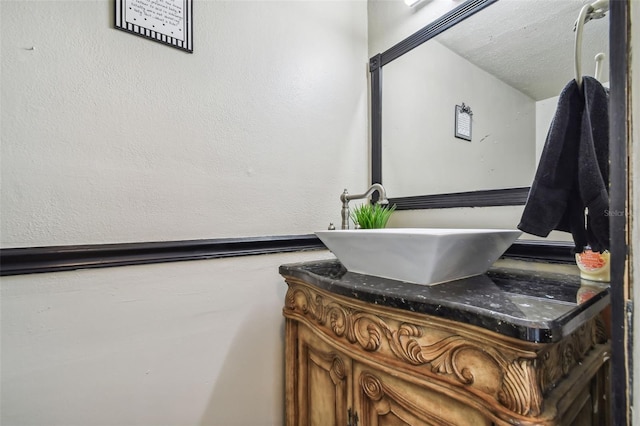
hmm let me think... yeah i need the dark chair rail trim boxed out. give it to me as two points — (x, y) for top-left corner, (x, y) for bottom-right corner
(502, 240), (576, 264)
(0, 234), (573, 276)
(390, 187), (530, 210)
(0, 235), (325, 276)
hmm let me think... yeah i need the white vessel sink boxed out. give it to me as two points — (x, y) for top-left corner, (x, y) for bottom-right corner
(315, 228), (522, 286)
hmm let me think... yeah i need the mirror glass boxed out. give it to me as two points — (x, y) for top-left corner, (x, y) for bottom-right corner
(381, 0), (609, 198)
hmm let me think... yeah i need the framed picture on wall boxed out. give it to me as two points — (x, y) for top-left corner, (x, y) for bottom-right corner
(115, 0), (193, 53)
(454, 103), (472, 141)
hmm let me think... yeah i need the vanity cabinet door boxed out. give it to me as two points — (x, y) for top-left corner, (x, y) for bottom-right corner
(296, 324), (353, 426)
(561, 359), (610, 426)
(353, 362), (492, 426)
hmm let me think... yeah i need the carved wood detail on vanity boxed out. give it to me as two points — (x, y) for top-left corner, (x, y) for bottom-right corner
(283, 276), (610, 425)
(538, 317), (607, 396)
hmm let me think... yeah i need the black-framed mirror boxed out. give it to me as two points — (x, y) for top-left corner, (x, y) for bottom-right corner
(369, 0), (609, 211)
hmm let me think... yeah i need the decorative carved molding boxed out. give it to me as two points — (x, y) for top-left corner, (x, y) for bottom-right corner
(360, 373), (384, 401)
(284, 278), (602, 418)
(595, 315), (609, 344)
(359, 372), (452, 426)
(308, 347), (348, 386)
(537, 320), (606, 396)
(498, 359), (542, 417)
(330, 355), (347, 384)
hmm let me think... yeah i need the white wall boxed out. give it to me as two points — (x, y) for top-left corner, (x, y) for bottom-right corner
(388, 205), (527, 230)
(1, 1), (367, 425)
(1, 0), (369, 247)
(535, 95), (559, 166)
(1, 250), (334, 426)
(388, 207), (572, 242)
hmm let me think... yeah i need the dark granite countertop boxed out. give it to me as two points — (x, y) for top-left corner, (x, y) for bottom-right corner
(280, 259), (610, 343)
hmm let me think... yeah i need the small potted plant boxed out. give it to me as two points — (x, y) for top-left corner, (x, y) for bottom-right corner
(350, 203), (396, 229)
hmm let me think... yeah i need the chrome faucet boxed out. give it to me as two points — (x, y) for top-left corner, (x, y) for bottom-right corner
(340, 183), (389, 230)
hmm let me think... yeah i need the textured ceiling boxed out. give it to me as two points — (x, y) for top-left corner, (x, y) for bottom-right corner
(435, 0), (610, 100)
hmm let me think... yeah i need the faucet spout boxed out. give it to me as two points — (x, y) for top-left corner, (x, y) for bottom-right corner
(340, 183), (389, 230)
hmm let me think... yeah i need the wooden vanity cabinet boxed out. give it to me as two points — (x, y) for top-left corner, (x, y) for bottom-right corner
(283, 275), (610, 426)
(292, 322), (491, 426)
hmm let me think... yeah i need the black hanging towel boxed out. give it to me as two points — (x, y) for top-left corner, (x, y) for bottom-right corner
(518, 76), (609, 252)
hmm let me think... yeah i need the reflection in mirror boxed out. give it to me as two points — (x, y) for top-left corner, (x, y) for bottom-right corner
(380, 0), (609, 198)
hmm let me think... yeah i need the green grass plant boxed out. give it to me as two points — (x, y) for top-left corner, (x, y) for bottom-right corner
(350, 203), (396, 229)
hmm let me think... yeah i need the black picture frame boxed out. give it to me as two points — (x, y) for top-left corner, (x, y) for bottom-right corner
(454, 104), (472, 141)
(115, 0), (193, 53)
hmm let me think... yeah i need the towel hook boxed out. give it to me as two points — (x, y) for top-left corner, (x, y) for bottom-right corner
(594, 52), (606, 81)
(574, 0), (609, 89)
